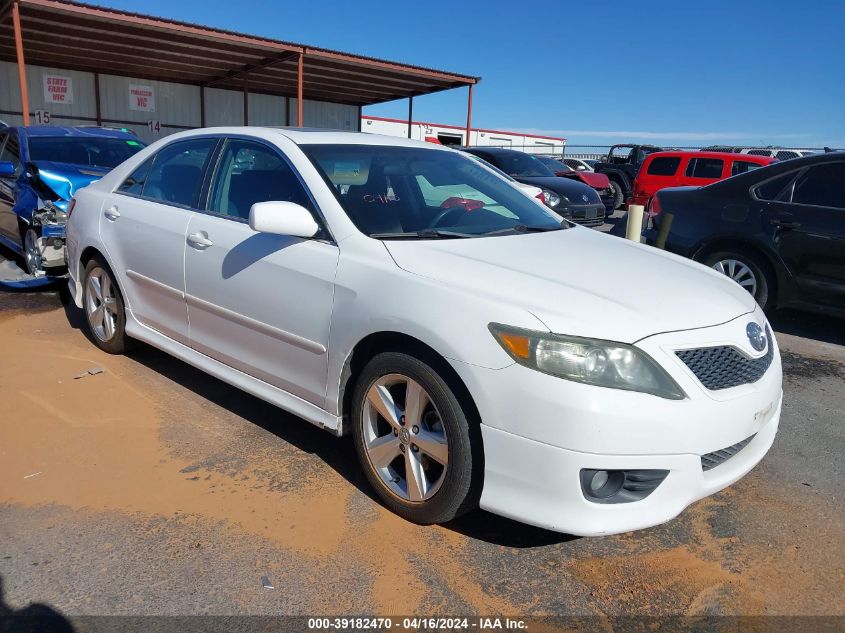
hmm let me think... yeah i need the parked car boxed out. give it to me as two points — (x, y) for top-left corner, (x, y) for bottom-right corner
(0, 125), (145, 276)
(563, 157), (595, 172)
(534, 155), (615, 213)
(67, 128), (782, 536)
(461, 147), (606, 227)
(464, 152), (546, 205)
(629, 151), (775, 208)
(593, 144), (663, 210)
(647, 152), (845, 315)
(701, 145), (820, 161)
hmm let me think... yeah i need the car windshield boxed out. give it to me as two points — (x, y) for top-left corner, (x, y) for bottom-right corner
(27, 136), (146, 168)
(301, 144), (565, 238)
(488, 152), (555, 178)
(537, 156), (571, 172)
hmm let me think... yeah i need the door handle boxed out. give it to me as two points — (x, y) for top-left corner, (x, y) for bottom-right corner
(187, 232), (213, 249)
(770, 219), (801, 230)
(103, 205), (120, 221)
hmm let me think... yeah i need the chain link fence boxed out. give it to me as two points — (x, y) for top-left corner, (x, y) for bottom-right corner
(469, 144), (840, 160)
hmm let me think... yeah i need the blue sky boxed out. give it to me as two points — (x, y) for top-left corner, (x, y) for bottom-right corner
(93, 0), (844, 147)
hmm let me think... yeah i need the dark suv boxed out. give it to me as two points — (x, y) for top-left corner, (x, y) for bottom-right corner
(647, 152), (845, 316)
(593, 144), (663, 210)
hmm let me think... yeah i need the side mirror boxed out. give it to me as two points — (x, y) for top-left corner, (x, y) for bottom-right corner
(249, 201), (320, 238)
(0, 161), (15, 177)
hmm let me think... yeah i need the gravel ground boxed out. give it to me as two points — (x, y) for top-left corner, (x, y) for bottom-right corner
(0, 261), (843, 630)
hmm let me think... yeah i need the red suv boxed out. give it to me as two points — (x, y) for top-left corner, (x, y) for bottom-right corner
(629, 151), (775, 208)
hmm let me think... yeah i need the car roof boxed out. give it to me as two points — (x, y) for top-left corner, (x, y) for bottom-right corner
(644, 150), (774, 163)
(461, 147), (534, 157)
(17, 125), (139, 140)
(705, 150), (845, 192)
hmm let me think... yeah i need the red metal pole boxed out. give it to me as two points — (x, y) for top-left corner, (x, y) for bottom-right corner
(464, 83), (474, 147)
(12, 1), (30, 126)
(297, 52), (304, 127)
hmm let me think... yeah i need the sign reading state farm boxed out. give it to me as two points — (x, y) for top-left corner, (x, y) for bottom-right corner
(129, 84), (156, 112)
(43, 75), (74, 105)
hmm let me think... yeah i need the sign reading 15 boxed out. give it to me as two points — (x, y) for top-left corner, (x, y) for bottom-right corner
(34, 110), (51, 124)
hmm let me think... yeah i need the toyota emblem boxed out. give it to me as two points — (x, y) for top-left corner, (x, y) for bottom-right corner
(746, 322), (767, 352)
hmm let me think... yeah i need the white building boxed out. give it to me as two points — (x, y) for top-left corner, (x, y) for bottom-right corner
(362, 115), (566, 155)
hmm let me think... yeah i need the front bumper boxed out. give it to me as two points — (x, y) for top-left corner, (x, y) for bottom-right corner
(563, 202), (606, 228)
(451, 308), (782, 535)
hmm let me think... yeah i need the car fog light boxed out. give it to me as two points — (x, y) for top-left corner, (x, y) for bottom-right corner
(580, 469), (669, 504)
(589, 470), (609, 492)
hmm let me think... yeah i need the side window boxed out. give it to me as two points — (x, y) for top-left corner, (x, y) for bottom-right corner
(731, 160), (764, 176)
(143, 138), (216, 208)
(208, 139), (311, 220)
(754, 171), (798, 201)
(792, 163), (845, 209)
(117, 156), (154, 195)
(776, 150), (799, 161)
(646, 157), (681, 176)
(685, 158), (724, 179)
(0, 132), (21, 173)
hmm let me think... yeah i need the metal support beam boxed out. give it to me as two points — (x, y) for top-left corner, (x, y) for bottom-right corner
(204, 50), (299, 89)
(407, 96), (413, 139)
(12, 1), (30, 126)
(243, 76), (249, 125)
(285, 96), (291, 126)
(297, 51), (304, 127)
(464, 83), (474, 147)
(200, 85), (205, 127)
(94, 72), (101, 125)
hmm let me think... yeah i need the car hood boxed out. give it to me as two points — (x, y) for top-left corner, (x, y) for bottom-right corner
(514, 175), (595, 197)
(559, 171), (610, 189)
(29, 160), (109, 201)
(384, 227), (756, 343)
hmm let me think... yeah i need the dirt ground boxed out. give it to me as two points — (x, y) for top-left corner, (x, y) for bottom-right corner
(0, 282), (843, 627)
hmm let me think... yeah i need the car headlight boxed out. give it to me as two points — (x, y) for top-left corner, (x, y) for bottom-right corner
(541, 189), (560, 208)
(489, 324), (686, 400)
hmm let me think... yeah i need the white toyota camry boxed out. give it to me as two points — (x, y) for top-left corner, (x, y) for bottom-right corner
(66, 127), (782, 536)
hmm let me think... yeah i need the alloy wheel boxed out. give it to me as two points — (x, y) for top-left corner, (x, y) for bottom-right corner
(23, 229), (44, 276)
(85, 268), (119, 342)
(711, 258), (758, 297)
(362, 373), (449, 503)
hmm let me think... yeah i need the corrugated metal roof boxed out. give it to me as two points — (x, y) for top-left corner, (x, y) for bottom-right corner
(0, 0), (479, 106)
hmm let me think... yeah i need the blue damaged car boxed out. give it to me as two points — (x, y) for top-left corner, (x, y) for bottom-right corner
(0, 125), (145, 277)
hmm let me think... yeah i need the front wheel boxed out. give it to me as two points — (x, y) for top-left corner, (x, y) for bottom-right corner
(703, 250), (774, 311)
(351, 352), (480, 525)
(23, 227), (45, 276)
(82, 257), (132, 354)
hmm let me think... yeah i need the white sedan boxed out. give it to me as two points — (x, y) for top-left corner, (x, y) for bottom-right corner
(66, 127), (782, 536)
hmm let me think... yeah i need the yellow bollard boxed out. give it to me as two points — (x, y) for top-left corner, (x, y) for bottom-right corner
(654, 212), (674, 250)
(625, 204), (645, 242)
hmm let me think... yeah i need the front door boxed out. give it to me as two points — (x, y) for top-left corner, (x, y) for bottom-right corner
(0, 131), (22, 245)
(184, 137), (339, 406)
(764, 161), (845, 309)
(100, 137), (218, 343)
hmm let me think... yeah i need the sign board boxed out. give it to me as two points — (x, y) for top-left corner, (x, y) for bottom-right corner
(147, 120), (161, 133)
(129, 84), (156, 112)
(34, 110), (51, 125)
(43, 75), (73, 105)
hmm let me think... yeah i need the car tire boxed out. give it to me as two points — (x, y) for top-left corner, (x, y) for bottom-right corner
(703, 249), (774, 311)
(351, 351), (480, 525)
(82, 256), (132, 354)
(22, 226), (45, 276)
(608, 180), (625, 211)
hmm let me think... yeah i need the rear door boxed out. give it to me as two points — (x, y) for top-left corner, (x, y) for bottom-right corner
(682, 156), (726, 186)
(759, 161), (845, 308)
(100, 137), (218, 344)
(184, 137), (339, 406)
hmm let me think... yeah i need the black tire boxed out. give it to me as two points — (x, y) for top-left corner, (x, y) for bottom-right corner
(702, 249), (774, 311)
(21, 225), (45, 276)
(608, 180), (625, 211)
(351, 351), (480, 525)
(81, 256), (133, 354)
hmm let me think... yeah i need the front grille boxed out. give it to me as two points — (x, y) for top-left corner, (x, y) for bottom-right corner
(572, 216), (605, 228)
(701, 435), (756, 471)
(676, 326), (774, 390)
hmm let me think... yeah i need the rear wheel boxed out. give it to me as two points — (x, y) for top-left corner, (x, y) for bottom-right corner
(82, 257), (132, 354)
(351, 351), (479, 525)
(608, 180), (625, 210)
(703, 249), (774, 311)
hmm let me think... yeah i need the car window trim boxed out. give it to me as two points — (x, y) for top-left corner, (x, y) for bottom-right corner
(113, 135), (222, 212)
(197, 134), (335, 244)
(750, 167), (803, 203)
(788, 161), (845, 211)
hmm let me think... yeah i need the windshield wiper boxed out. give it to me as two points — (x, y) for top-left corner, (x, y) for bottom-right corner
(480, 223), (567, 237)
(370, 229), (475, 240)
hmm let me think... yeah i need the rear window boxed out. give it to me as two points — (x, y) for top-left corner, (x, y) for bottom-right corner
(646, 157), (681, 176)
(685, 158), (724, 179)
(732, 160), (765, 176)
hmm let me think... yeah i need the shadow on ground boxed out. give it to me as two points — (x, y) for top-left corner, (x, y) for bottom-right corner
(0, 575), (74, 632)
